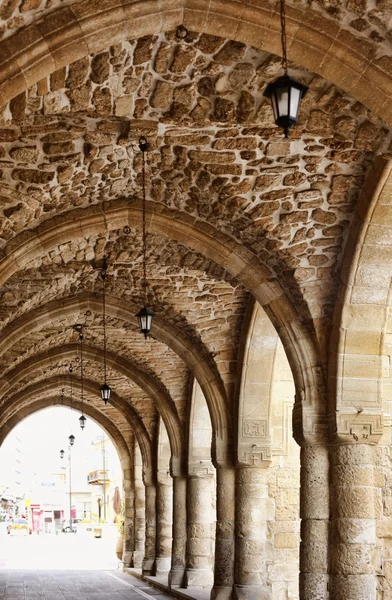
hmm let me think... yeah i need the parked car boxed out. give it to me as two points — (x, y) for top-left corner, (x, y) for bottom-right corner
(7, 517), (31, 536)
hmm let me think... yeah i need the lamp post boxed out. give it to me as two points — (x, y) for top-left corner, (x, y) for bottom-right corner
(102, 435), (107, 522)
(60, 436), (75, 532)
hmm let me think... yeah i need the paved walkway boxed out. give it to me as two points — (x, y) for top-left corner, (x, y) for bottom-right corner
(0, 570), (174, 599)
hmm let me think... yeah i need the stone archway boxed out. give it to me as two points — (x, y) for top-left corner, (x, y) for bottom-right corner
(0, 1), (389, 123)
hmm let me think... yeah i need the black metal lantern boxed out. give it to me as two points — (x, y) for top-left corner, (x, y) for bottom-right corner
(264, 75), (308, 138)
(79, 415), (86, 430)
(100, 382), (112, 405)
(69, 434), (75, 447)
(137, 138), (155, 339)
(136, 306), (155, 339)
(263, 0), (308, 137)
(60, 449), (65, 459)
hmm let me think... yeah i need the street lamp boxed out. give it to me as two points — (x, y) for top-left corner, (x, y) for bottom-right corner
(60, 442), (74, 533)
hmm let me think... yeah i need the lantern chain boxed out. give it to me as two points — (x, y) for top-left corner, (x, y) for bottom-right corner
(69, 364), (73, 410)
(280, 0), (288, 73)
(79, 331), (84, 412)
(141, 139), (147, 306)
(101, 259), (108, 385)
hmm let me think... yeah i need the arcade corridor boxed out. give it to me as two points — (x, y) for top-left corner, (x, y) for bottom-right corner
(0, 1), (392, 599)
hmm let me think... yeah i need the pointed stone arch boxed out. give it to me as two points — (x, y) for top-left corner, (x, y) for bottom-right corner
(0, 373), (153, 473)
(0, 292), (229, 444)
(0, 342), (182, 460)
(0, 199), (324, 437)
(0, 1), (389, 123)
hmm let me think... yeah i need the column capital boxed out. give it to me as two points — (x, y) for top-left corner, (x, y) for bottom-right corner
(333, 411), (383, 445)
(170, 454), (186, 478)
(142, 468), (154, 486)
(292, 395), (329, 446)
(236, 442), (271, 468)
(188, 460), (215, 477)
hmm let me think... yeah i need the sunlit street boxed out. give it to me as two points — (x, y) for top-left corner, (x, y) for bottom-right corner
(0, 523), (119, 571)
(0, 524), (173, 599)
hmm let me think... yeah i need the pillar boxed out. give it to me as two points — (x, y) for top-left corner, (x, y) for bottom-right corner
(122, 475), (135, 567)
(142, 481), (156, 575)
(234, 466), (271, 600)
(185, 473), (214, 588)
(169, 475), (187, 588)
(211, 466), (235, 600)
(155, 474), (173, 576)
(299, 445), (330, 600)
(133, 446), (145, 568)
(330, 443), (378, 600)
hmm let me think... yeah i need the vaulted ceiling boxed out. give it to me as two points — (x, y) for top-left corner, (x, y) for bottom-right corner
(0, 1), (391, 462)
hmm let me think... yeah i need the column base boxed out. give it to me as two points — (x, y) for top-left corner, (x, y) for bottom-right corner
(122, 552), (132, 568)
(169, 566), (185, 588)
(155, 557), (171, 576)
(133, 551), (144, 568)
(142, 558), (155, 576)
(210, 585), (233, 600)
(234, 585), (270, 600)
(186, 568), (214, 588)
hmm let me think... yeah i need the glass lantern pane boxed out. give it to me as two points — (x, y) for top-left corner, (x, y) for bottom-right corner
(289, 87), (301, 119)
(277, 87), (289, 117)
(271, 93), (278, 121)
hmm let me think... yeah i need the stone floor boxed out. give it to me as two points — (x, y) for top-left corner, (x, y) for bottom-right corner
(0, 570), (175, 600)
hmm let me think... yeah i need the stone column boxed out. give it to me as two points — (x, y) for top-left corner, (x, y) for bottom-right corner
(185, 472), (214, 588)
(299, 445), (330, 600)
(330, 443), (378, 600)
(155, 472), (173, 576)
(169, 474), (187, 588)
(122, 474), (135, 567)
(211, 465), (235, 600)
(133, 446), (145, 568)
(142, 478), (156, 576)
(234, 465), (271, 600)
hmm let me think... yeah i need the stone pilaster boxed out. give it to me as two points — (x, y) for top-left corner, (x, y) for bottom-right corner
(234, 465), (271, 600)
(330, 443), (379, 600)
(169, 475), (187, 588)
(142, 482), (156, 575)
(211, 465), (235, 600)
(299, 445), (329, 600)
(122, 473), (134, 568)
(155, 473), (173, 576)
(185, 472), (215, 588)
(133, 453), (145, 568)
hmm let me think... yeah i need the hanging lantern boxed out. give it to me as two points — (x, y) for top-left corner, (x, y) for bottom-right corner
(79, 329), (87, 429)
(264, 75), (308, 138)
(263, 0), (308, 137)
(60, 449), (65, 459)
(136, 306), (155, 339)
(69, 434), (75, 447)
(100, 382), (112, 405)
(137, 137), (155, 339)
